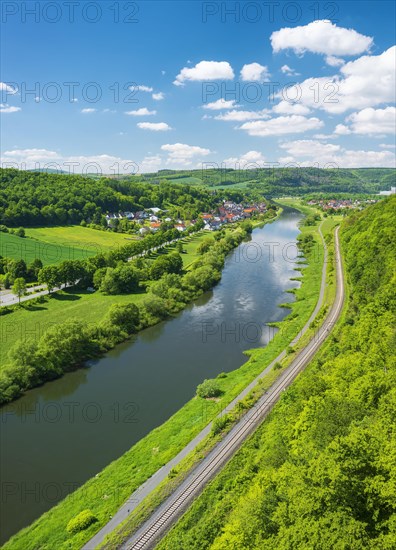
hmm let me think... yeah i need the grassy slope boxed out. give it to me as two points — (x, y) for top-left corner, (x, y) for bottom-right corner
(2, 207), (327, 550)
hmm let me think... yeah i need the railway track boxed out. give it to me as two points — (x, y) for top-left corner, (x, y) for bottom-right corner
(122, 226), (345, 550)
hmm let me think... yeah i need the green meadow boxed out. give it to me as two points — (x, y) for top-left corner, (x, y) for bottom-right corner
(1, 226), (135, 265)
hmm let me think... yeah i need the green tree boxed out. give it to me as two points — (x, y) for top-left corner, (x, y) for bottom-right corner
(100, 265), (140, 294)
(107, 303), (140, 333)
(197, 237), (215, 255)
(6, 259), (27, 282)
(27, 258), (43, 281)
(38, 265), (61, 293)
(12, 277), (27, 304)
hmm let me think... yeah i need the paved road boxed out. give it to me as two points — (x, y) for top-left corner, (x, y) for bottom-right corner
(0, 283), (67, 307)
(83, 221), (335, 549)
(121, 225), (344, 550)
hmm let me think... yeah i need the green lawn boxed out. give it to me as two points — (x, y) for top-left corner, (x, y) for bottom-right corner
(167, 176), (203, 185)
(142, 231), (212, 269)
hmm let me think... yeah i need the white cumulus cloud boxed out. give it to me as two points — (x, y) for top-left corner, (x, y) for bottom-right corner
(137, 122), (172, 131)
(161, 143), (212, 165)
(334, 124), (351, 135)
(278, 139), (395, 168)
(125, 108), (157, 116)
(379, 143), (396, 149)
(279, 140), (340, 157)
(0, 149), (140, 174)
(325, 55), (345, 67)
(203, 99), (239, 110)
(278, 46), (396, 114)
(240, 115), (323, 137)
(152, 92), (165, 101)
(0, 103), (21, 113)
(215, 109), (270, 122)
(0, 82), (17, 94)
(174, 61), (234, 86)
(271, 20), (373, 57)
(272, 101), (311, 115)
(342, 107), (396, 135)
(240, 63), (270, 82)
(223, 150), (266, 168)
(139, 155), (163, 172)
(281, 64), (300, 76)
(136, 85), (153, 92)
(81, 108), (97, 113)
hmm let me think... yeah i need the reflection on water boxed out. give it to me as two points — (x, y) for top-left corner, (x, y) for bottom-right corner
(0, 208), (303, 543)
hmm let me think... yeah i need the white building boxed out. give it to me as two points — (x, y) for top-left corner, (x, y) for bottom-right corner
(379, 186), (396, 196)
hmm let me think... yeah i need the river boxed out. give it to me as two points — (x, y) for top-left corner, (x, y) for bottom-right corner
(0, 207), (303, 543)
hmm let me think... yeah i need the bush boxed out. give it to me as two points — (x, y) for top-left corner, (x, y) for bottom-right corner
(274, 361), (282, 370)
(15, 227), (25, 238)
(66, 509), (97, 534)
(196, 378), (222, 399)
(211, 415), (231, 435)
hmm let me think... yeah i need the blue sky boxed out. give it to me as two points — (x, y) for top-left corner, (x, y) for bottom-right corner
(1, 0), (395, 173)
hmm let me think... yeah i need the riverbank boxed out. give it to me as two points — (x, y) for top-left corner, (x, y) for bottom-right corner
(0, 214), (277, 405)
(96, 203), (339, 549)
(2, 205), (327, 550)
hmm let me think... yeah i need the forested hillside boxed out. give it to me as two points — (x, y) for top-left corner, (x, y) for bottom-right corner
(158, 197), (396, 550)
(1, 168), (394, 226)
(144, 167), (395, 195)
(0, 169), (232, 226)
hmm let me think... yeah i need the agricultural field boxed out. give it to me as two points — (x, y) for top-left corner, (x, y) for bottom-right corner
(26, 225), (136, 248)
(0, 226), (136, 265)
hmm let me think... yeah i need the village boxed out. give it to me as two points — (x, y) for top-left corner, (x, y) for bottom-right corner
(306, 197), (380, 212)
(105, 200), (268, 234)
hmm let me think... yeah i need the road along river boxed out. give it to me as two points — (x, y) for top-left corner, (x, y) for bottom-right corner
(0, 207), (304, 543)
